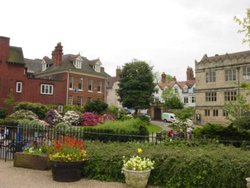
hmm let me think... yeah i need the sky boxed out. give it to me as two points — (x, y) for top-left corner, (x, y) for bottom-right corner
(1, 0), (250, 81)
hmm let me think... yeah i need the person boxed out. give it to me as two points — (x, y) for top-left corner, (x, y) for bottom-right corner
(168, 129), (174, 141)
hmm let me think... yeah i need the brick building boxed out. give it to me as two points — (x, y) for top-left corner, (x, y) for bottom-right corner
(0, 36), (109, 110)
(195, 51), (250, 125)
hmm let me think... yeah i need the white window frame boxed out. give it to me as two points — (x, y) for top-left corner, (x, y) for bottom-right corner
(97, 81), (102, 93)
(68, 96), (73, 105)
(69, 77), (74, 90)
(184, 97), (188, 104)
(73, 60), (82, 69)
(78, 78), (83, 91)
(40, 84), (53, 95)
(16, 82), (23, 93)
(88, 80), (93, 92)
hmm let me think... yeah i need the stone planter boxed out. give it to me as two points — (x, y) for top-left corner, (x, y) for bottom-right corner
(51, 161), (84, 182)
(246, 177), (250, 188)
(14, 152), (50, 170)
(123, 168), (151, 188)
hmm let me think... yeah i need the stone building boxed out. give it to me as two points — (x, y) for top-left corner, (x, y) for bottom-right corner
(195, 51), (250, 125)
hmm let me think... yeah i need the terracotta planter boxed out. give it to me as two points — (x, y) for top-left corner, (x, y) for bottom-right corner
(123, 168), (151, 188)
(14, 152), (50, 170)
(51, 161), (84, 182)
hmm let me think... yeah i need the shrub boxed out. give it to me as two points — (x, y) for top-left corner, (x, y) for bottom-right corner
(14, 102), (48, 119)
(55, 122), (69, 133)
(106, 105), (119, 118)
(0, 108), (7, 119)
(83, 141), (250, 187)
(44, 109), (63, 127)
(84, 100), (108, 114)
(9, 110), (38, 120)
(63, 110), (81, 126)
(18, 119), (46, 130)
(81, 112), (99, 126)
(232, 116), (250, 130)
(64, 105), (83, 113)
(173, 107), (195, 121)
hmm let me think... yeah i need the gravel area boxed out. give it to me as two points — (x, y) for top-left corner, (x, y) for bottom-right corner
(0, 160), (157, 188)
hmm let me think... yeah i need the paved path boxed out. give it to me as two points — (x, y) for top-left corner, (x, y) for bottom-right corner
(0, 160), (158, 188)
(151, 120), (172, 132)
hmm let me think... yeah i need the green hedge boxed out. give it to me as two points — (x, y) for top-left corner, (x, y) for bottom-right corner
(14, 102), (48, 119)
(84, 141), (250, 188)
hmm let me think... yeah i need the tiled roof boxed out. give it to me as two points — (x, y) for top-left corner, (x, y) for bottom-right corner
(7, 46), (24, 64)
(24, 58), (43, 73)
(158, 79), (195, 90)
(35, 54), (109, 78)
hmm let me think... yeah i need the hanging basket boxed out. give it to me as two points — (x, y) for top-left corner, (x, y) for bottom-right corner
(51, 161), (84, 182)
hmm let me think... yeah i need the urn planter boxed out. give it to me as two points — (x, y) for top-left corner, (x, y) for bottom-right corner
(51, 161), (84, 182)
(123, 168), (151, 188)
(14, 152), (50, 170)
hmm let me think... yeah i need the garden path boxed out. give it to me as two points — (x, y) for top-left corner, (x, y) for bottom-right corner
(0, 160), (158, 188)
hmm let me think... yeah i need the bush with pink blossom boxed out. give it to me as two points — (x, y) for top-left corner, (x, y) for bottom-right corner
(81, 112), (99, 126)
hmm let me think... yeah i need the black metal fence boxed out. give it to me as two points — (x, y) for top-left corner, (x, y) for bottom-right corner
(0, 125), (249, 161)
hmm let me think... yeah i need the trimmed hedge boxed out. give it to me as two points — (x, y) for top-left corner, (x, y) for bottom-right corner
(84, 141), (250, 188)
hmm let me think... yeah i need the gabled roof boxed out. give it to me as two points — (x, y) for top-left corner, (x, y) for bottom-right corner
(198, 50), (250, 64)
(35, 54), (109, 78)
(24, 58), (43, 73)
(158, 79), (195, 91)
(7, 46), (24, 64)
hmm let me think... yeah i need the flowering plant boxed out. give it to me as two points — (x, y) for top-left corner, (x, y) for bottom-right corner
(63, 110), (81, 126)
(122, 148), (154, 171)
(49, 136), (87, 162)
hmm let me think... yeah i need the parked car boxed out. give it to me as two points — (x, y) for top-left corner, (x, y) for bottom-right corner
(162, 112), (176, 122)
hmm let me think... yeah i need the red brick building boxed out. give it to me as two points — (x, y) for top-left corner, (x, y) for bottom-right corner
(0, 36), (109, 109)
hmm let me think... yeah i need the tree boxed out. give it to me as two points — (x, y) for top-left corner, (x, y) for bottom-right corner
(234, 8), (250, 44)
(84, 99), (108, 114)
(224, 95), (250, 122)
(117, 59), (155, 115)
(161, 87), (183, 109)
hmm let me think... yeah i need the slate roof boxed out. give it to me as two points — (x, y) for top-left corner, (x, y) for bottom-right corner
(24, 58), (43, 73)
(35, 54), (109, 78)
(197, 50), (250, 64)
(7, 46), (24, 64)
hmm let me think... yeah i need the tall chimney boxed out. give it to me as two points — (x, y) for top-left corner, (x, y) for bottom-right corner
(0, 36), (10, 63)
(186, 67), (194, 80)
(161, 72), (166, 83)
(52, 42), (63, 66)
(116, 66), (121, 78)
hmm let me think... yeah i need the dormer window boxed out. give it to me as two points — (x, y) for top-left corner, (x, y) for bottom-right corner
(94, 61), (102, 72)
(74, 59), (82, 69)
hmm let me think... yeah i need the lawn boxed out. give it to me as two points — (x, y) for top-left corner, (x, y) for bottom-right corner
(146, 123), (162, 133)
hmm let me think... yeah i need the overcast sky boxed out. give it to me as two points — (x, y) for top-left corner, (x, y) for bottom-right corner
(1, 0), (250, 80)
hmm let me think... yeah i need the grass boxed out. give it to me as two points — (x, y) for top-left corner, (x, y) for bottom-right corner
(146, 123), (162, 133)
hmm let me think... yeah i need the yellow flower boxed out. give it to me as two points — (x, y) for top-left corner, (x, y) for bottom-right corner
(137, 148), (143, 154)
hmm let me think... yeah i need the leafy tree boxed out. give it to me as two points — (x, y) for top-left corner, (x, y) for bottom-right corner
(117, 60), (155, 115)
(84, 99), (108, 114)
(234, 8), (250, 44)
(161, 87), (183, 109)
(224, 95), (250, 122)
(173, 107), (195, 121)
(4, 90), (15, 112)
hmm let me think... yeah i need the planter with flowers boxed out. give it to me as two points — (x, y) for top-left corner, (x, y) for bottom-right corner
(49, 136), (87, 182)
(122, 148), (154, 188)
(14, 143), (50, 170)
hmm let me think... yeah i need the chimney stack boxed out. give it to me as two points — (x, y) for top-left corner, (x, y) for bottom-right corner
(186, 67), (194, 81)
(161, 72), (166, 83)
(0, 36), (10, 62)
(52, 42), (63, 66)
(116, 66), (121, 78)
